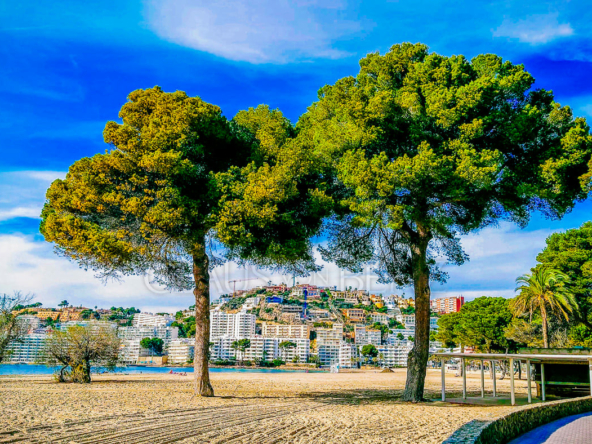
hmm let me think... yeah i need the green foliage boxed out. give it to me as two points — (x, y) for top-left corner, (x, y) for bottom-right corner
(171, 316), (196, 338)
(107, 307), (139, 321)
(396, 332), (405, 341)
(222, 297), (247, 310)
(272, 358), (284, 367)
(41, 87), (329, 302)
(313, 322), (333, 328)
(361, 344), (378, 357)
(13, 302), (42, 311)
(537, 222), (592, 328)
(370, 322), (390, 340)
(80, 309), (100, 320)
(436, 312), (461, 348)
(568, 324), (592, 348)
(400, 307), (415, 315)
(44, 323), (120, 383)
(388, 318), (405, 329)
(297, 42), (592, 398)
(438, 297), (514, 352)
(140, 337), (164, 355)
(513, 267), (577, 348)
(1, 292), (33, 362)
(303, 43), (592, 287)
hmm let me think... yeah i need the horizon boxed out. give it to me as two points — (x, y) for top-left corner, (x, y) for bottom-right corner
(3, 1), (592, 312)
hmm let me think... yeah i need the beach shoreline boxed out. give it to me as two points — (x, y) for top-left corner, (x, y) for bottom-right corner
(0, 368), (529, 443)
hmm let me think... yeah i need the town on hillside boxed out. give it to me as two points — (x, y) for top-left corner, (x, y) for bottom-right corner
(7, 287), (464, 369)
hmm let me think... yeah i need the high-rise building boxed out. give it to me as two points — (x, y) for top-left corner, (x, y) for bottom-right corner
(210, 336), (310, 363)
(5, 329), (49, 363)
(401, 315), (439, 330)
(261, 322), (309, 339)
(168, 339), (194, 365)
(209, 307), (256, 339)
(132, 312), (174, 327)
(354, 325), (382, 346)
(430, 296), (464, 314)
(315, 323), (343, 345)
(118, 325), (178, 364)
(315, 323), (343, 365)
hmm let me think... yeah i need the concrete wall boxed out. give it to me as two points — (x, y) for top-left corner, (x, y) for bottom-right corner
(443, 396), (592, 444)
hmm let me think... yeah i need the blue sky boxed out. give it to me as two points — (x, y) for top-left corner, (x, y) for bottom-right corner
(1, 0), (592, 312)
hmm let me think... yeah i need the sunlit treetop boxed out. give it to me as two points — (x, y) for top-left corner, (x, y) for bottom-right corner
(298, 42), (592, 286)
(40, 88), (332, 290)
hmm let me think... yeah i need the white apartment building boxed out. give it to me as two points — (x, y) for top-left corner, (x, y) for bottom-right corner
(282, 305), (303, 314)
(377, 343), (413, 367)
(401, 315), (439, 330)
(243, 297), (261, 309)
(118, 325), (178, 364)
(315, 323), (343, 345)
(5, 330), (48, 363)
(318, 341), (358, 367)
(290, 285), (319, 298)
(307, 309), (330, 319)
(133, 312), (174, 327)
(339, 342), (358, 368)
(261, 322), (310, 339)
(370, 313), (389, 325)
(209, 308), (256, 339)
(317, 344), (340, 365)
(168, 338), (194, 365)
(387, 329), (416, 343)
(387, 308), (403, 323)
(210, 336), (310, 363)
(354, 325), (382, 346)
(343, 294), (359, 305)
(17, 315), (42, 331)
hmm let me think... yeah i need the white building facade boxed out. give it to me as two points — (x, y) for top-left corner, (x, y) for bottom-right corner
(168, 338), (194, 365)
(133, 312), (174, 327)
(210, 308), (256, 339)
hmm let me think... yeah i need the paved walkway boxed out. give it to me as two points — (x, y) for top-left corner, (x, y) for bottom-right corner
(509, 411), (592, 443)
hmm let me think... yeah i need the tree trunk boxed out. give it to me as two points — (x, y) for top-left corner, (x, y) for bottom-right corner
(193, 242), (214, 397)
(403, 234), (431, 402)
(541, 304), (549, 348)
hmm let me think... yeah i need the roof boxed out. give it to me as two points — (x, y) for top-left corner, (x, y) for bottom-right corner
(436, 352), (592, 362)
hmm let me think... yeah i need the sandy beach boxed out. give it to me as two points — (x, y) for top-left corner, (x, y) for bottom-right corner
(0, 369), (528, 443)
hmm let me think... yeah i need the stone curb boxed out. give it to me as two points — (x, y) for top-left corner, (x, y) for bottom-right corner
(442, 396), (592, 444)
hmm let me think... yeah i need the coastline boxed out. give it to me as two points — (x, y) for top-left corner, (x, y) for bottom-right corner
(0, 369), (528, 443)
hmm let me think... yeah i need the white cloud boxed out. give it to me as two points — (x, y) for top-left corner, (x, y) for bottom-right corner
(434, 223), (553, 301)
(493, 13), (574, 44)
(0, 234), (195, 313)
(0, 207), (41, 221)
(0, 221), (565, 311)
(143, 0), (361, 63)
(0, 170), (65, 220)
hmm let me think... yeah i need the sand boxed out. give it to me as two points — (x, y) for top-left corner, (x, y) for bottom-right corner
(0, 369), (528, 443)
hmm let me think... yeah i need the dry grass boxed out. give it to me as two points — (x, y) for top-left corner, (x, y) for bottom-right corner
(0, 369), (528, 443)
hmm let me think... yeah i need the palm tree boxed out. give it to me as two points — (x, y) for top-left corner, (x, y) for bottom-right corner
(231, 339), (251, 365)
(514, 267), (578, 348)
(279, 340), (297, 362)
